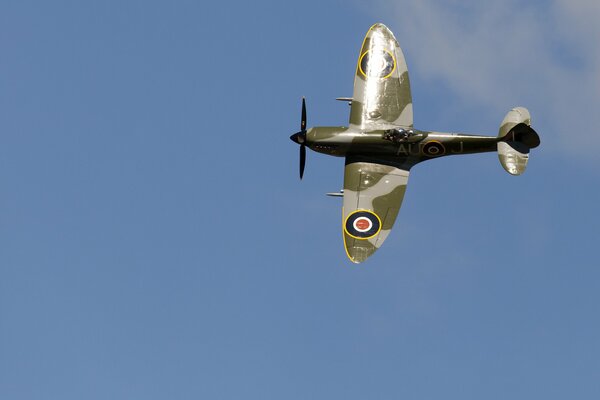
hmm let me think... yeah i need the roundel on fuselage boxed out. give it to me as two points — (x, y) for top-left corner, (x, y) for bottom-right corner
(422, 141), (446, 157)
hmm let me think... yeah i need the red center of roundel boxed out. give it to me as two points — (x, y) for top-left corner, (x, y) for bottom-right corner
(355, 218), (371, 230)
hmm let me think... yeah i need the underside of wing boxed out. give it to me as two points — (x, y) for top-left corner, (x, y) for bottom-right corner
(342, 161), (410, 263)
(349, 23), (413, 130)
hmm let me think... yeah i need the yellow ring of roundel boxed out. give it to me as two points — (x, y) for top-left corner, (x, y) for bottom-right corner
(358, 49), (397, 79)
(344, 209), (383, 240)
(422, 140), (446, 157)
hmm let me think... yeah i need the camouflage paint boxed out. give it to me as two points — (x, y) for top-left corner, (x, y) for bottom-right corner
(349, 23), (413, 129)
(342, 162), (409, 263)
(293, 23), (541, 263)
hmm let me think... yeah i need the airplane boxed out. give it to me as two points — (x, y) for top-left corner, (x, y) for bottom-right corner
(289, 23), (540, 264)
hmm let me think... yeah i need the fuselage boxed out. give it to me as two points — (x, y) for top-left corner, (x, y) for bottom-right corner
(306, 126), (499, 165)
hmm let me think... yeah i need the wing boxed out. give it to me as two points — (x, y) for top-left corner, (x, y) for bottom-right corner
(349, 23), (413, 130)
(342, 161), (410, 263)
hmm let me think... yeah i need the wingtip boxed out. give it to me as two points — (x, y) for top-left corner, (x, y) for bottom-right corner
(343, 238), (370, 264)
(370, 22), (388, 29)
(367, 22), (393, 35)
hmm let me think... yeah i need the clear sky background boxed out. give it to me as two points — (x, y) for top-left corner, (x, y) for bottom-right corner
(1, 1), (599, 399)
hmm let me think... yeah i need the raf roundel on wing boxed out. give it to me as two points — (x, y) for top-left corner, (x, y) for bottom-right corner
(359, 49), (396, 79)
(345, 210), (382, 240)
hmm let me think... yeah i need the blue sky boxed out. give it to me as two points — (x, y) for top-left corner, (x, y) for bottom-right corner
(1, 1), (599, 399)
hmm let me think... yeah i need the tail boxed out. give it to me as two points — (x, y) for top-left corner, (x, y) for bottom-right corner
(497, 107), (540, 175)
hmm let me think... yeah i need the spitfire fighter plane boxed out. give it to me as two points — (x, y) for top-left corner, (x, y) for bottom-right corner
(290, 23), (540, 263)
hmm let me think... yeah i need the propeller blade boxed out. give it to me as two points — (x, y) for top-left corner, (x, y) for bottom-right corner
(299, 144), (306, 179)
(301, 97), (306, 131)
(290, 97), (308, 180)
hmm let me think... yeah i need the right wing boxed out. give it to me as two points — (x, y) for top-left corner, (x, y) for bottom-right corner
(342, 161), (410, 263)
(349, 23), (413, 130)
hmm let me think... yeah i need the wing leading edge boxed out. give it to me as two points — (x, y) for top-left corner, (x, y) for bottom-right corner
(342, 161), (410, 263)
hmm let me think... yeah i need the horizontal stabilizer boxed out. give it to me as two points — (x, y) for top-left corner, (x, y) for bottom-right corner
(497, 107), (540, 175)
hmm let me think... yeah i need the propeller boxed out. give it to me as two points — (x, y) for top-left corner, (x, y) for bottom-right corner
(290, 97), (307, 179)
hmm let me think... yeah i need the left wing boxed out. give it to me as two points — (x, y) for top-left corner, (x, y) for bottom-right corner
(349, 23), (413, 130)
(342, 161), (410, 263)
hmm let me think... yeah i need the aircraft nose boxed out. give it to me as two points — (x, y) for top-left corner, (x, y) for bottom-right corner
(290, 131), (305, 144)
